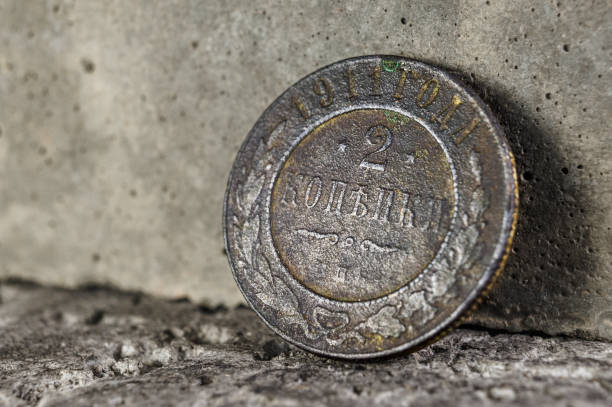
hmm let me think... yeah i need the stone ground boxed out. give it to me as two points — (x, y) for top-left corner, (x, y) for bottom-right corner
(0, 281), (610, 407)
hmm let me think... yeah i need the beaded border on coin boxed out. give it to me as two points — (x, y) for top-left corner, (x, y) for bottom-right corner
(223, 55), (518, 359)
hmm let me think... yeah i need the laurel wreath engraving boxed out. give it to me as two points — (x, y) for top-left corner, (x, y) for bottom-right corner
(232, 128), (321, 340)
(233, 125), (489, 348)
(426, 151), (489, 299)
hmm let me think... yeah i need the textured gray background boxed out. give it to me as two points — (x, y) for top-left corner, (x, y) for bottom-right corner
(0, 1), (610, 339)
(1, 282), (611, 406)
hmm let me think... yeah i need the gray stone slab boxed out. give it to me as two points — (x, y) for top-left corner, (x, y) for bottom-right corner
(0, 1), (610, 339)
(0, 282), (611, 406)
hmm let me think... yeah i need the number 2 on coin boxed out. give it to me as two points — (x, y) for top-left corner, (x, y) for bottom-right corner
(359, 125), (393, 172)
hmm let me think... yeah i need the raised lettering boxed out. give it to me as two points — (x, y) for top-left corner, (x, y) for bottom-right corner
(450, 116), (480, 145)
(359, 125), (393, 172)
(282, 174), (450, 235)
(280, 172), (304, 206)
(397, 190), (414, 227)
(304, 176), (322, 208)
(369, 64), (382, 96)
(416, 78), (439, 108)
(313, 77), (334, 107)
(393, 68), (418, 100)
(292, 95), (311, 120)
(349, 186), (368, 217)
(431, 94), (462, 129)
(372, 188), (395, 222)
(344, 68), (358, 99)
(336, 267), (351, 282)
(325, 180), (347, 214)
(393, 69), (408, 100)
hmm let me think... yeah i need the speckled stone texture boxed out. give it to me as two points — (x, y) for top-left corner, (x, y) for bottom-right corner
(0, 282), (610, 406)
(0, 1), (610, 339)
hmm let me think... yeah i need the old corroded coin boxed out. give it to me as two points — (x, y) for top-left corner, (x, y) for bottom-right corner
(223, 56), (517, 358)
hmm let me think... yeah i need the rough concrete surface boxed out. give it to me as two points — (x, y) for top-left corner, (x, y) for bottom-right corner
(0, 281), (610, 407)
(0, 0), (610, 340)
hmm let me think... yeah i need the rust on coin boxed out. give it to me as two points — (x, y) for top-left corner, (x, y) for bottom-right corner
(223, 55), (518, 359)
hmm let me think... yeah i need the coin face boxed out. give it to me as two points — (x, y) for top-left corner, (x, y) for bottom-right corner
(224, 56), (517, 358)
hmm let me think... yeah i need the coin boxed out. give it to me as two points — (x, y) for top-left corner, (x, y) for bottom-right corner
(223, 55), (517, 358)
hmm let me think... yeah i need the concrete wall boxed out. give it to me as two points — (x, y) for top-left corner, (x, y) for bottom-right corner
(0, 0), (610, 339)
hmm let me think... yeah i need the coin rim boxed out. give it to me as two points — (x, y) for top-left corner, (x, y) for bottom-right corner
(223, 55), (518, 359)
